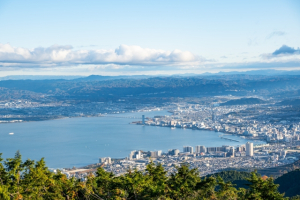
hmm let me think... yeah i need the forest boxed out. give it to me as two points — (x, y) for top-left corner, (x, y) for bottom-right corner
(1, 152), (300, 200)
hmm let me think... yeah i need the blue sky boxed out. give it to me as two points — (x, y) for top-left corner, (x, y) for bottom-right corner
(0, 0), (300, 76)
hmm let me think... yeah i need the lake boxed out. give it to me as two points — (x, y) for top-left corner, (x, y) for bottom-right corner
(0, 110), (265, 168)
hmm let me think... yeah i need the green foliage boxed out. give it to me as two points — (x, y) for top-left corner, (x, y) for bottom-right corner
(0, 152), (297, 200)
(207, 170), (255, 189)
(275, 169), (300, 197)
(244, 171), (287, 200)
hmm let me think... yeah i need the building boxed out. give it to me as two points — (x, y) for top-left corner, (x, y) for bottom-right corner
(142, 115), (145, 125)
(99, 157), (111, 164)
(235, 152), (246, 157)
(183, 146), (193, 154)
(227, 147), (235, 157)
(236, 145), (246, 152)
(195, 145), (206, 153)
(168, 149), (180, 156)
(206, 146), (227, 153)
(279, 150), (286, 157)
(150, 150), (162, 158)
(129, 150), (142, 160)
(246, 142), (254, 156)
(195, 145), (201, 153)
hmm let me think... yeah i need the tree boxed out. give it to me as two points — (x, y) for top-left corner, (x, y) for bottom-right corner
(0, 152), (297, 200)
(144, 162), (168, 198)
(244, 171), (287, 200)
(168, 164), (201, 199)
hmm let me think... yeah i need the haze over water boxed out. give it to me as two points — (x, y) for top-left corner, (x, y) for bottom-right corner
(0, 111), (264, 168)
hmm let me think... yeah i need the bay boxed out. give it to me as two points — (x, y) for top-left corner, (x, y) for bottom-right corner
(0, 110), (264, 168)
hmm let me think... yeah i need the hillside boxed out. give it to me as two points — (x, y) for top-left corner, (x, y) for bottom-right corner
(275, 169), (300, 197)
(220, 98), (266, 106)
(279, 98), (300, 106)
(206, 171), (253, 189)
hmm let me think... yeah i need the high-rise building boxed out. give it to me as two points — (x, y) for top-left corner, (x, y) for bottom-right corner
(206, 146), (227, 153)
(129, 150), (142, 160)
(246, 142), (253, 156)
(228, 147), (235, 157)
(99, 157), (111, 164)
(236, 145), (246, 152)
(183, 146), (193, 154)
(195, 145), (201, 153)
(195, 145), (206, 153)
(150, 150), (162, 158)
(200, 146), (206, 153)
(168, 149), (180, 156)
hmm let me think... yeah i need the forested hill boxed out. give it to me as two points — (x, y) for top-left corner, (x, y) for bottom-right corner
(1, 75), (300, 102)
(220, 98), (266, 106)
(1, 152), (300, 199)
(279, 98), (300, 106)
(206, 171), (253, 189)
(275, 169), (300, 197)
(207, 169), (300, 198)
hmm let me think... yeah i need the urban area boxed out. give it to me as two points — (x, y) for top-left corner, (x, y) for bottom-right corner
(62, 102), (300, 180)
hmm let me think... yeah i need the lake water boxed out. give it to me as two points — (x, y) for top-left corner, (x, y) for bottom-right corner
(0, 110), (265, 168)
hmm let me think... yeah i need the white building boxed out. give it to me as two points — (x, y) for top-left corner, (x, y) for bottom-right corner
(183, 146), (193, 154)
(195, 145), (206, 153)
(246, 142), (253, 156)
(99, 157), (111, 164)
(150, 150), (162, 158)
(129, 150), (142, 160)
(168, 149), (180, 156)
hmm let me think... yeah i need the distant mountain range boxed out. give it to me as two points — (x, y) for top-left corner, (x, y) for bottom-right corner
(0, 75), (83, 80)
(2, 69), (300, 81)
(199, 69), (300, 76)
(2, 75), (300, 102)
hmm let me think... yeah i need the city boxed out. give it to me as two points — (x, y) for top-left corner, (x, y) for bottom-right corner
(62, 101), (300, 180)
(1, 0), (300, 198)
(63, 141), (300, 180)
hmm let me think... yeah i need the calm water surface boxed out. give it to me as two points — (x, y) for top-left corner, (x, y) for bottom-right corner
(0, 110), (265, 168)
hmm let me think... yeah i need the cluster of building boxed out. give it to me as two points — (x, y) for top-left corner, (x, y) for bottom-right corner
(65, 141), (300, 179)
(127, 142), (253, 161)
(139, 103), (300, 146)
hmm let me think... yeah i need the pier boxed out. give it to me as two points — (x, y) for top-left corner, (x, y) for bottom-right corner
(219, 134), (240, 142)
(104, 116), (142, 119)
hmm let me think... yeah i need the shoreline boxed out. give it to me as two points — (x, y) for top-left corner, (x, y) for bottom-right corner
(0, 108), (167, 124)
(134, 123), (267, 145)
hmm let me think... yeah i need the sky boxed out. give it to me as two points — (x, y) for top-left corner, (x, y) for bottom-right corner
(0, 0), (300, 76)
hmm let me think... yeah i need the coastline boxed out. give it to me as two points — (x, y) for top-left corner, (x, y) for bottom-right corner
(0, 109), (266, 169)
(0, 108), (167, 124)
(134, 123), (267, 144)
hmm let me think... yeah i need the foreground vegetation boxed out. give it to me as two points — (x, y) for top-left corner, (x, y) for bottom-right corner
(0, 152), (299, 200)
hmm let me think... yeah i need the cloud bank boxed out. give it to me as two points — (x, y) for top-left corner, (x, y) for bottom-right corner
(260, 45), (300, 61)
(272, 45), (300, 56)
(0, 44), (199, 67)
(0, 43), (300, 75)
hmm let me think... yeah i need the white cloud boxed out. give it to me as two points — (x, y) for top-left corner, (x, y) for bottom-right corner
(0, 43), (200, 67)
(1, 43), (300, 75)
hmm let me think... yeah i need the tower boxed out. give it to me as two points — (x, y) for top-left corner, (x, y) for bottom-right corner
(246, 142), (253, 156)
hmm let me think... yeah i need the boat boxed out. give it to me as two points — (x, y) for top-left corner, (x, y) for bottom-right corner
(9, 132), (14, 135)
